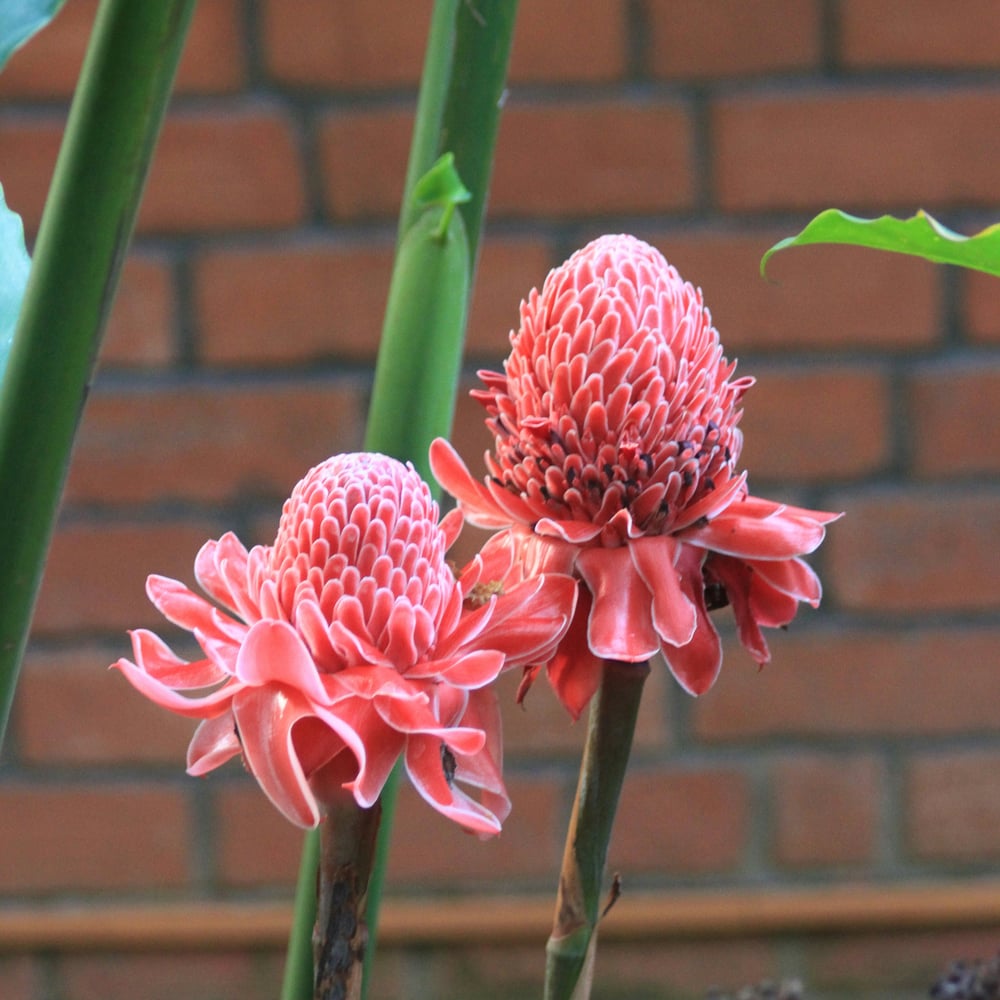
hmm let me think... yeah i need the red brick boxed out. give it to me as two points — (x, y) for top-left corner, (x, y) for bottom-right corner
(461, 939), (775, 999)
(64, 381), (365, 506)
(491, 101), (694, 217)
(263, 0), (625, 88)
(649, 0), (821, 78)
(100, 254), (176, 367)
(499, 655), (671, 759)
(15, 646), (193, 766)
(658, 230), (942, 353)
(0, 115), (63, 232)
(466, 236), (554, 356)
(0, 957), (40, 1000)
(714, 89), (1000, 213)
(692, 628), (1000, 742)
(907, 752), (1000, 861)
(824, 487), (1000, 614)
(138, 108), (305, 233)
(841, 0), (1000, 70)
(387, 774), (563, 886)
(0, 0), (245, 98)
(509, 1), (628, 83)
(809, 929), (1000, 994)
(610, 766), (749, 873)
(195, 240), (394, 365)
(0, 785), (190, 893)
(739, 365), (890, 483)
(909, 363), (1000, 478)
(33, 519), (225, 635)
(262, 0), (428, 88)
(213, 783), (303, 888)
(320, 100), (695, 221)
(772, 754), (881, 867)
(964, 268), (1000, 344)
(0, 107), (305, 236)
(61, 952), (282, 1000)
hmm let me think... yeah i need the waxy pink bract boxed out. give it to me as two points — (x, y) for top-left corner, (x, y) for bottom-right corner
(113, 453), (576, 834)
(431, 235), (839, 718)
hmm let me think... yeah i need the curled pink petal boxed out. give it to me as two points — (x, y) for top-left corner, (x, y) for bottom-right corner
(434, 234), (838, 716)
(113, 451), (574, 833)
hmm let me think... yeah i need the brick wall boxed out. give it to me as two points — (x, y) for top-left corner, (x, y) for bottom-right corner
(2, 2), (1000, 997)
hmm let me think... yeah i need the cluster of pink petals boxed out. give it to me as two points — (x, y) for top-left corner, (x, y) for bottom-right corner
(113, 453), (575, 835)
(431, 234), (839, 718)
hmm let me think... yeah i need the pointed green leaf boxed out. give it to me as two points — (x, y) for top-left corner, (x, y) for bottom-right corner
(0, 0), (66, 71)
(761, 209), (1000, 279)
(0, 184), (30, 380)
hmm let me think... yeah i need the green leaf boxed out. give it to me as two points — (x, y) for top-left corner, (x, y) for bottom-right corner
(761, 209), (1000, 279)
(0, 0), (66, 71)
(0, 184), (30, 381)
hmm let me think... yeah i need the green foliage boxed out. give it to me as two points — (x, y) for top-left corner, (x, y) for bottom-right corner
(762, 208), (1000, 278)
(0, 185), (30, 380)
(0, 0), (66, 70)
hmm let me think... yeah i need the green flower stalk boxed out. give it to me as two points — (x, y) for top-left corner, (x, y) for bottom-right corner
(0, 0), (196, 746)
(280, 3), (520, 997)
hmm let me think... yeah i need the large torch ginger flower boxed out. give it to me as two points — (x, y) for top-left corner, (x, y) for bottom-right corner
(431, 234), (839, 718)
(112, 453), (575, 835)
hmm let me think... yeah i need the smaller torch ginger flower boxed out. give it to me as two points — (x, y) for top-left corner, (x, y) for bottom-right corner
(112, 452), (576, 835)
(431, 234), (839, 718)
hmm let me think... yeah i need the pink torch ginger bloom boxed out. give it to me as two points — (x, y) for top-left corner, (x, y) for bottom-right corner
(431, 234), (839, 718)
(112, 453), (576, 835)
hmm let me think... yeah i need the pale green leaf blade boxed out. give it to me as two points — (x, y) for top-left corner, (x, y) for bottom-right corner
(761, 209), (1000, 279)
(0, 183), (31, 379)
(0, 0), (66, 70)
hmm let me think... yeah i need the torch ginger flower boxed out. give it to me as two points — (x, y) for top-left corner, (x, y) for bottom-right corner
(430, 234), (839, 718)
(112, 453), (576, 835)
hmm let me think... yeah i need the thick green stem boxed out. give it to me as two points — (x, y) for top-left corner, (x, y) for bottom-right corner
(0, 0), (196, 746)
(281, 4), (520, 998)
(544, 660), (650, 1000)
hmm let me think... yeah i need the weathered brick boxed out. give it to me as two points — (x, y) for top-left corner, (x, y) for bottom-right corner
(0, 107), (305, 236)
(0, 0), (246, 99)
(262, 0), (428, 88)
(963, 268), (1000, 344)
(649, 0), (821, 78)
(320, 99), (695, 221)
(840, 0), (1000, 69)
(15, 646), (193, 766)
(610, 766), (749, 873)
(100, 253), (176, 367)
(61, 951), (282, 1000)
(263, 0), (626, 88)
(139, 108), (306, 233)
(824, 487), (1000, 614)
(213, 782), (302, 888)
(509, 0), (628, 83)
(0, 785), (190, 893)
(33, 519), (225, 635)
(195, 240), (394, 365)
(658, 230), (942, 353)
(387, 775), (563, 886)
(772, 754), (881, 867)
(714, 89), (1000, 213)
(739, 365), (890, 483)
(907, 751), (1000, 861)
(692, 628), (1000, 742)
(0, 957), (40, 1000)
(0, 115), (63, 232)
(64, 380), (365, 506)
(908, 362), (1000, 478)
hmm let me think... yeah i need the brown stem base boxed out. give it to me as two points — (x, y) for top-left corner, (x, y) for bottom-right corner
(313, 798), (382, 1000)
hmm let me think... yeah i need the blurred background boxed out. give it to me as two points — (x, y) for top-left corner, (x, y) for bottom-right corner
(2, 1), (1000, 997)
